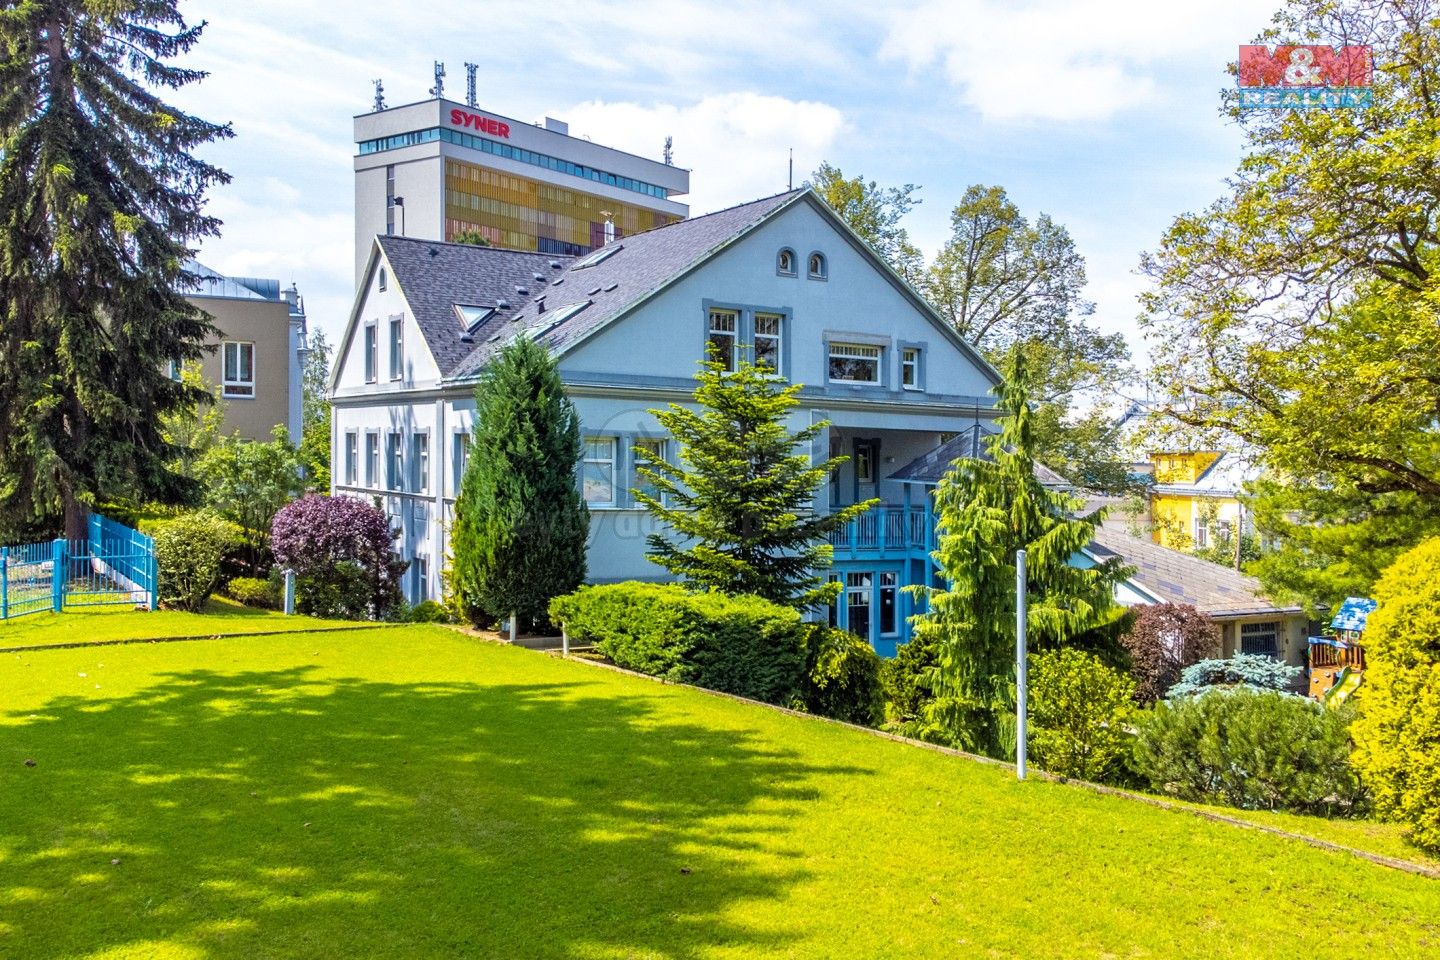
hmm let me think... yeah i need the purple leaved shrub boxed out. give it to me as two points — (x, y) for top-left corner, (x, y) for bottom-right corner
(271, 495), (406, 620)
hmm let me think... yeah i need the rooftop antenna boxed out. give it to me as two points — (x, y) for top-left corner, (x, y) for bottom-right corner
(429, 61), (446, 100)
(663, 135), (673, 165)
(464, 62), (478, 107)
(788, 147), (793, 190)
(372, 79), (387, 112)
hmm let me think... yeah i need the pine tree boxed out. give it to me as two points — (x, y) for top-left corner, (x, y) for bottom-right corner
(0, 3), (230, 539)
(912, 350), (1129, 756)
(451, 337), (589, 629)
(638, 355), (875, 609)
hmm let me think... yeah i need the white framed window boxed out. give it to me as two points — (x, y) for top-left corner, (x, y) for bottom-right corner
(879, 572), (899, 636)
(365, 433), (380, 487)
(1240, 621), (1280, 658)
(633, 437), (667, 505)
(222, 341), (255, 398)
(414, 555), (430, 601)
(344, 432), (359, 485)
(754, 313), (783, 371)
(453, 431), (470, 490)
(707, 309), (739, 371)
(901, 347), (922, 389)
(583, 437), (616, 506)
(808, 252), (828, 280)
(412, 433), (430, 493)
(846, 571), (871, 640)
(386, 431), (404, 490)
(389, 317), (404, 380)
(1194, 517), (1209, 548)
(364, 323), (378, 383)
(1216, 519), (1234, 541)
(777, 248), (796, 276)
(829, 342), (882, 385)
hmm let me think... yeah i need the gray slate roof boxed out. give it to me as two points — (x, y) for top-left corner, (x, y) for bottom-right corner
(378, 191), (803, 381)
(1087, 527), (1301, 618)
(888, 424), (1073, 488)
(377, 237), (571, 377)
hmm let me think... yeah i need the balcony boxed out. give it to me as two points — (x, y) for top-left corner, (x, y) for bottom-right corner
(828, 504), (934, 561)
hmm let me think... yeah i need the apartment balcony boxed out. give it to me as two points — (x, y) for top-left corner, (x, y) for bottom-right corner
(828, 504), (935, 561)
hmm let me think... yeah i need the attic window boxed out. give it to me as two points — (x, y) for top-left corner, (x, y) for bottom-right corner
(378, 267), (388, 291)
(603, 282), (618, 292)
(546, 301), (592, 326)
(573, 244), (622, 269)
(587, 286), (602, 296)
(454, 304), (496, 331)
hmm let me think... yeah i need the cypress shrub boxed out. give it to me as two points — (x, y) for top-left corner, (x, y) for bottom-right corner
(452, 338), (588, 630)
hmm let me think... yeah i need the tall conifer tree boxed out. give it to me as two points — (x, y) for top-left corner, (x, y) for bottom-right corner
(451, 337), (589, 628)
(912, 350), (1128, 756)
(637, 355), (874, 609)
(0, 3), (230, 538)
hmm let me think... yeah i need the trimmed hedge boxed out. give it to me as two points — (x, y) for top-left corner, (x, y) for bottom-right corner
(227, 575), (280, 610)
(550, 582), (809, 706)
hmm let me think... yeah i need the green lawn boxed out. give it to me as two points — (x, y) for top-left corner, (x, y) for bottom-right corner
(0, 598), (360, 648)
(1, 621), (1437, 959)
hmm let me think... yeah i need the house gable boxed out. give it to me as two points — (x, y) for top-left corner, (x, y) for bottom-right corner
(332, 244), (442, 394)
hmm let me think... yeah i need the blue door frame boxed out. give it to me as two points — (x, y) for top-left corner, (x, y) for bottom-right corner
(829, 560), (911, 658)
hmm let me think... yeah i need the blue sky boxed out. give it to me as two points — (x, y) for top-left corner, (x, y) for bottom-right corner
(174, 0), (1274, 389)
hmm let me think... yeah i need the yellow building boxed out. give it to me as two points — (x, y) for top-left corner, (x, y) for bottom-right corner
(1149, 451), (1250, 551)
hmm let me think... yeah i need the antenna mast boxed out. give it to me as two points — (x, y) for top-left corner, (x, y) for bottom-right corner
(788, 147), (793, 190)
(372, 79), (387, 112)
(429, 61), (446, 100)
(464, 62), (478, 107)
(663, 135), (673, 165)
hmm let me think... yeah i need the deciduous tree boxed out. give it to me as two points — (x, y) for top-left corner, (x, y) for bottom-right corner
(807, 162), (923, 282)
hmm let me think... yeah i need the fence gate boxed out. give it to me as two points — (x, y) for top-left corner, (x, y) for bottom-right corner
(1, 513), (156, 620)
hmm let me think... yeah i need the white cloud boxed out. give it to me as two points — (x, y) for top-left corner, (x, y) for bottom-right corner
(879, 0), (1264, 122)
(560, 94), (848, 213)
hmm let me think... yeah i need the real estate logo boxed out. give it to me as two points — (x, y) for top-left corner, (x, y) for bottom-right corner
(1237, 44), (1373, 109)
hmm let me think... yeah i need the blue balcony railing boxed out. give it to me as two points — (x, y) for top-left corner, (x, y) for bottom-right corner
(828, 505), (934, 560)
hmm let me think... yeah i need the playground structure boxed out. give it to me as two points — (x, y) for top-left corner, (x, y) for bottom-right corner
(0, 513), (156, 620)
(1308, 596), (1377, 702)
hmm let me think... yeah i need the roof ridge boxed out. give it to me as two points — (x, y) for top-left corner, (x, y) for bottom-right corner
(379, 235), (573, 259)
(616, 188), (804, 242)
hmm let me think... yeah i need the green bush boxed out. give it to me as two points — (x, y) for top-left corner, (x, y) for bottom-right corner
(407, 599), (452, 624)
(1028, 649), (1136, 783)
(1133, 689), (1365, 815)
(153, 511), (238, 612)
(226, 575), (279, 609)
(550, 582), (808, 705)
(1352, 538), (1440, 853)
(802, 626), (884, 727)
(1166, 653), (1302, 699)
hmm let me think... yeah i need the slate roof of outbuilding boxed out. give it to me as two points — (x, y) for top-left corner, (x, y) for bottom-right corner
(376, 238), (571, 377)
(1086, 526), (1302, 618)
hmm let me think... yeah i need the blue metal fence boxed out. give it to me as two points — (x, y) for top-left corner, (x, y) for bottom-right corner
(0, 514), (156, 620)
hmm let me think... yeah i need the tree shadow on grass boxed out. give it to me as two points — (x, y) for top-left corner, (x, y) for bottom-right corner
(0, 666), (869, 958)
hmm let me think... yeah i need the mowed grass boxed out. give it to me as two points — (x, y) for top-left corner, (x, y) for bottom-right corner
(1, 625), (1437, 959)
(0, 598), (359, 648)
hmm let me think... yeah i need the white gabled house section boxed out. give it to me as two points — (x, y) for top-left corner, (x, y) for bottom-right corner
(331, 241), (442, 395)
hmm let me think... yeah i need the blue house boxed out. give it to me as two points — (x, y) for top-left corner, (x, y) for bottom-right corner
(329, 189), (1004, 654)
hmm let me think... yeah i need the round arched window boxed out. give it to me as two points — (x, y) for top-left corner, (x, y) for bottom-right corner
(777, 248), (796, 275)
(808, 252), (827, 279)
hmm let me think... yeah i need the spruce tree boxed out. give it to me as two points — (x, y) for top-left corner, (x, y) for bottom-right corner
(637, 355), (875, 609)
(912, 350), (1128, 756)
(451, 337), (588, 629)
(0, 3), (230, 539)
